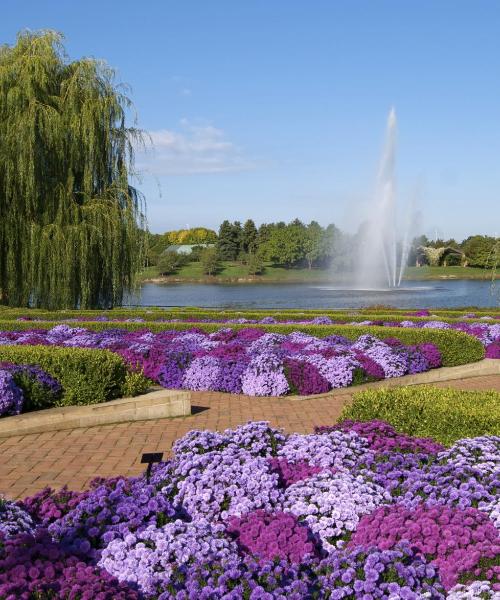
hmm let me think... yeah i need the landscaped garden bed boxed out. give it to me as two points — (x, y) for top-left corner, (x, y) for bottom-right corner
(1, 385), (499, 598)
(0, 323), (460, 415)
(0, 307), (491, 417)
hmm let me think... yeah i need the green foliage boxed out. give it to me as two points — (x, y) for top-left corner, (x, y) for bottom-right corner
(11, 370), (62, 411)
(341, 386), (500, 445)
(157, 252), (187, 276)
(217, 220), (242, 260)
(461, 235), (499, 268)
(260, 221), (305, 267)
(0, 306), (497, 323)
(246, 253), (265, 275)
(122, 371), (152, 397)
(0, 345), (127, 406)
(241, 219), (258, 254)
(200, 247), (221, 275)
(165, 227), (217, 245)
(0, 30), (146, 309)
(304, 221), (325, 268)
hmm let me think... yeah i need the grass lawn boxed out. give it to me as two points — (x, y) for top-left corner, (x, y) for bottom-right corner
(139, 262), (498, 283)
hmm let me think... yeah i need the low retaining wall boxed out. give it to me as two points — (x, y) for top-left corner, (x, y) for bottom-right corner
(287, 358), (500, 400)
(0, 360), (497, 438)
(0, 389), (191, 438)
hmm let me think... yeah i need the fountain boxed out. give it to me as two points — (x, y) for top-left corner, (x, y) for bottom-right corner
(354, 107), (412, 289)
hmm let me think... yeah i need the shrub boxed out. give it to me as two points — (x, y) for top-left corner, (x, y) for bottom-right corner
(121, 371), (152, 397)
(0, 346), (127, 406)
(341, 386), (500, 446)
(8, 364), (62, 411)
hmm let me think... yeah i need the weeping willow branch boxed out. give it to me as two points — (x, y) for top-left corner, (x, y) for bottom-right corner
(0, 30), (147, 308)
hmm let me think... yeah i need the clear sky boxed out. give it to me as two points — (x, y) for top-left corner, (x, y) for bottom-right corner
(2, 0), (499, 240)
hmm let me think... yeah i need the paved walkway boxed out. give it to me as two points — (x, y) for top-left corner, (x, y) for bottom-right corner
(1, 375), (499, 500)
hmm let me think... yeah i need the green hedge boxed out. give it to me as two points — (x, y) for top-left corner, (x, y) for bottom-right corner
(341, 385), (500, 445)
(0, 320), (485, 366)
(0, 345), (128, 406)
(0, 306), (497, 323)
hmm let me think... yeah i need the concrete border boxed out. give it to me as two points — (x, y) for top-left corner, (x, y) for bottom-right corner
(0, 389), (191, 438)
(286, 358), (500, 400)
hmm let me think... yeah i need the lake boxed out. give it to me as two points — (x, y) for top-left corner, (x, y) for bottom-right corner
(126, 279), (499, 309)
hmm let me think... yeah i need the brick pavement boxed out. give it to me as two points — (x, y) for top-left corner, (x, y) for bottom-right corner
(1, 375), (499, 500)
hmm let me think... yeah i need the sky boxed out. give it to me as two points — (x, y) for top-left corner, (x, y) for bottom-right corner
(2, 0), (500, 240)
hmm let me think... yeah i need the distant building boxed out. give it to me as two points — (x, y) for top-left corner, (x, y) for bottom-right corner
(163, 243), (215, 255)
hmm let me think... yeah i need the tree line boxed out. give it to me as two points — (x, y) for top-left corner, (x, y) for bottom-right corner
(150, 220), (499, 277)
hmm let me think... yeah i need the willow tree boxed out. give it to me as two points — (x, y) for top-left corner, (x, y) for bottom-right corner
(0, 30), (146, 308)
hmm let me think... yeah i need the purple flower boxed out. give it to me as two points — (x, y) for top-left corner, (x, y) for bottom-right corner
(227, 510), (320, 563)
(0, 498), (34, 538)
(349, 504), (500, 591)
(0, 369), (23, 416)
(98, 519), (236, 596)
(281, 472), (390, 551)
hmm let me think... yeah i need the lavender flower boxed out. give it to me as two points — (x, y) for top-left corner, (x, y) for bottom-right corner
(281, 472), (390, 551)
(0, 498), (34, 538)
(99, 520), (237, 596)
(0, 369), (23, 416)
(278, 430), (371, 471)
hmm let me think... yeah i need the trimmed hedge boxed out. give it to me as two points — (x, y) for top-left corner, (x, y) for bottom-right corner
(0, 345), (127, 406)
(0, 320), (486, 366)
(0, 307), (497, 324)
(340, 385), (500, 446)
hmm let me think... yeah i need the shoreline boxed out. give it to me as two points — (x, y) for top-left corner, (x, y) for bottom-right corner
(141, 274), (498, 285)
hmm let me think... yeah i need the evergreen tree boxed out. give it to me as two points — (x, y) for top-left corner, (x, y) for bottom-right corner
(217, 220), (239, 260)
(0, 31), (146, 308)
(241, 219), (258, 254)
(232, 221), (243, 257)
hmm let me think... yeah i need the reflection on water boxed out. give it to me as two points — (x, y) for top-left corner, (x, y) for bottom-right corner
(125, 279), (499, 309)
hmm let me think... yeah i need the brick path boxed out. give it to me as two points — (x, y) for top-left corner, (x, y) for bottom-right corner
(1, 375), (499, 500)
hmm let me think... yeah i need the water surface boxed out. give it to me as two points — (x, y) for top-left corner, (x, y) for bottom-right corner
(126, 280), (499, 309)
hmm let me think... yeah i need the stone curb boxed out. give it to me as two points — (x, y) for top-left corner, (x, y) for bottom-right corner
(286, 359), (500, 400)
(0, 389), (191, 438)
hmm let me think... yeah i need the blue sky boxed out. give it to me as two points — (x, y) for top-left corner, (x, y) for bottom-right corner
(2, 0), (499, 239)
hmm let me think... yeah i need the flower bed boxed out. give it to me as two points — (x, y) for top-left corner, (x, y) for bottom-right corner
(0, 344), (151, 418)
(62, 314), (499, 359)
(1, 419), (499, 598)
(0, 326), (444, 400)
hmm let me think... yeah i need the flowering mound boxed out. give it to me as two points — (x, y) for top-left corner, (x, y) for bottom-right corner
(48, 477), (178, 558)
(438, 436), (500, 475)
(281, 472), (390, 551)
(268, 458), (326, 487)
(0, 326), (443, 399)
(163, 447), (281, 521)
(0, 499), (34, 538)
(227, 510), (320, 563)
(0, 530), (139, 599)
(0, 370), (23, 416)
(18, 486), (86, 527)
(395, 462), (499, 510)
(0, 363), (62, 417)
(349, 504), (500, 590)
(1, 420), (499, 597)
(99, 519), (237, 596)
(316, 419), (445, 454)
(448, 581), (499, 599)
(277, 429), (371, 470)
